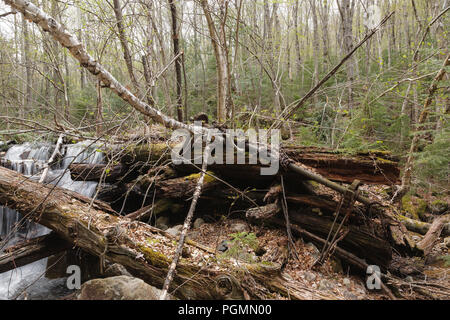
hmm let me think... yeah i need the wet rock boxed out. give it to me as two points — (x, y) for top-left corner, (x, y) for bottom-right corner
(330, 258), (343, 274)
(77, 276), (169, 300)
(230, 222), (248, 233)
(166, 225), (183, 237)
(193, 218), (205, 229)
(158, 224), (168, 231)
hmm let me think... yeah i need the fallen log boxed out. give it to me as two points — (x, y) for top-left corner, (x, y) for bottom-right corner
(0, 166), (333, 300)
(416, 216), (448, 256)
(284, 147), (400, 185)
(246, 203), (392, 270)
(107, 142), (400, 185)
(0, 232), (70, 273)
(399, 215), (450, 237)
(272, 219), (396, 299)
(289, 211), (392, 269)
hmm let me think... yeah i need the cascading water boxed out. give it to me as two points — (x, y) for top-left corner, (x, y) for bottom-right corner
(0, 140), (103, 300)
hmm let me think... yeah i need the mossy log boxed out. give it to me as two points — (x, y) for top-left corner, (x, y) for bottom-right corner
(398, 215), (450, 237)
(0, 166), (332, 300)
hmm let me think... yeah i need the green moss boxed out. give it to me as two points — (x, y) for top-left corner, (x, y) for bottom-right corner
(375, 157), (396, 164)
(138, 245), (170, 268)
(401, 194), (427, 220)
(185, 171), (216, 183)
(145, 238), (161, 245)
(439, 255), (450, 268)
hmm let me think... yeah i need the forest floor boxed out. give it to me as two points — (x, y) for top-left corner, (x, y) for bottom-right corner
(179, 182), (449, 300)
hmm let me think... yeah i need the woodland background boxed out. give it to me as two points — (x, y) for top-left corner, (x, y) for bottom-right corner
(0, 0), (448, 194)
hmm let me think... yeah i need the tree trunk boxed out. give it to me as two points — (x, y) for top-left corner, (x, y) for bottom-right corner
(200, 0), (229, 123)
(113, 0), (140, 95)
(168, 0), (183, 122)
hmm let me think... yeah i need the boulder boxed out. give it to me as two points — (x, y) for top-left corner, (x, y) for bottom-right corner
(77, 276), (169, 300)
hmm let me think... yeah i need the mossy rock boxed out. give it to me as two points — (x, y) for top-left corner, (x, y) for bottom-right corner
(401, 194), (427, 221)
(429, 200), (449, 215)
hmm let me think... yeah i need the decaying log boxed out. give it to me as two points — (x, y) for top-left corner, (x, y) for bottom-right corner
(0, 166), (333, 300)
(278, 220), (396, 299)
(289, 211), (392, 269)
(247, 201), (392, 270)
(284, 147), (400, 185)
(399, 215), (450, 237)
(0, 233), (70, 273)
(416, 216), (448, 256)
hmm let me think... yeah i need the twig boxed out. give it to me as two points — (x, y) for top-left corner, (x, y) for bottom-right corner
(159, 144), (210, 300)
(280, 175), (299, 261)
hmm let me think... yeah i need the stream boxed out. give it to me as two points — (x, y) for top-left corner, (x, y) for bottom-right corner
(0, 141), (103, 300)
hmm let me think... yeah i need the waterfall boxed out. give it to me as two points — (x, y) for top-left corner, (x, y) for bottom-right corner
(0, 141), (103, 300)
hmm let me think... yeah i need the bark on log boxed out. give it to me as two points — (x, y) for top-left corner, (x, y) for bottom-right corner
(0, 233), (70, 273)
(0, 166), (332, 300)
